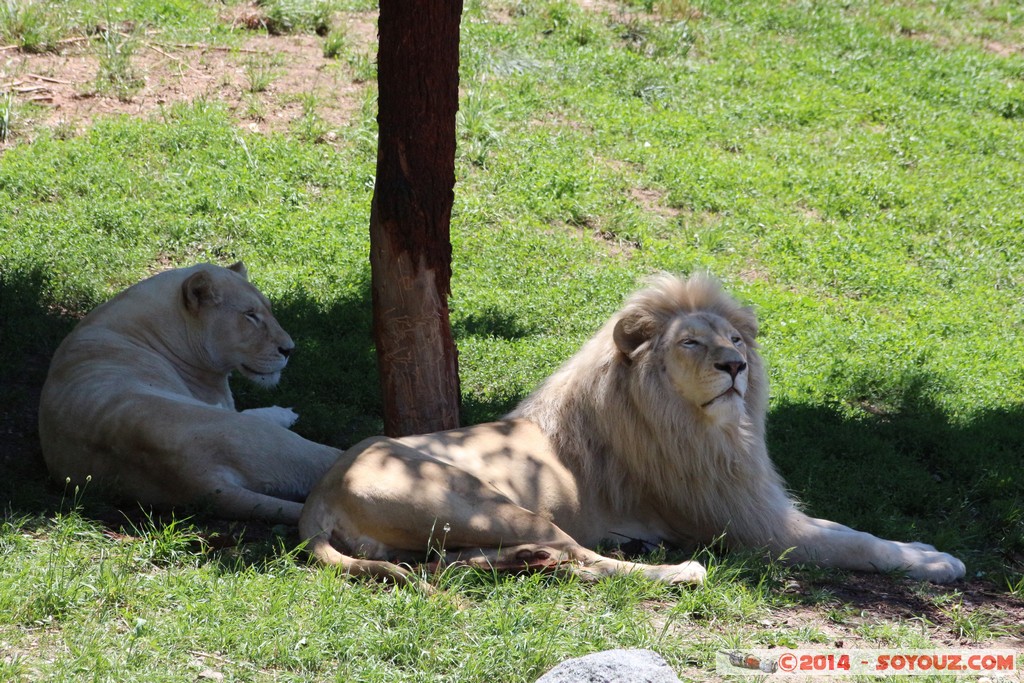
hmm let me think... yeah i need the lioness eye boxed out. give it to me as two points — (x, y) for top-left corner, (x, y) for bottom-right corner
(244, 311), (261, 325)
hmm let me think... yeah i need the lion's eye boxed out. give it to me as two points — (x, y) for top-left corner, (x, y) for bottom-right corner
(731, 335), (744, 345)
(244, 311), (261, 325)
(680, 338), (700, 348)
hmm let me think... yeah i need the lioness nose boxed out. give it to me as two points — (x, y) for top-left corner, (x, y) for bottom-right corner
(714, 360), (746, 379)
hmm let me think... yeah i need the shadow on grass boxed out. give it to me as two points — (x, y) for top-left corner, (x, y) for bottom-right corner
(0, 263), (79, 517)
(453, 305), (540, 341)
(1, 264), (1022, 593)
(767, 394), (1024, 581)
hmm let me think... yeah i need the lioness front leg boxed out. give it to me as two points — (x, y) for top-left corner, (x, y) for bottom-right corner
(299, 438), (705, 586)
(241, 406), (299, 428)
(776, 513), (965, 583)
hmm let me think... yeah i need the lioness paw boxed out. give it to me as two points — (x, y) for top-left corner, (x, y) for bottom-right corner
(243, 406), (299, 428)
(903, 541), (939, 553)
(904, 551), (966, 584)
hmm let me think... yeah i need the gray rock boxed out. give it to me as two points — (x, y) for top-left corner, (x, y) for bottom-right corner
(536, 649), (682, 683)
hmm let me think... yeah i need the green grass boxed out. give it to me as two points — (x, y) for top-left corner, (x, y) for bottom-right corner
(244, 55), (283, 93)
(93, 23), (144, 102)
(0, 0), (236, 48)
(321, 26), (347, 59)
(0, 91), (13, 142)
(258, 0), (336, 36)
(0, 0), (66, 53)
(2, 0), (1024, 679)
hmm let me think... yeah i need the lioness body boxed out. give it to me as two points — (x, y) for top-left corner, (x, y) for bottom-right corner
(301, 275), (965, 585)
(39, 263), (340, 523)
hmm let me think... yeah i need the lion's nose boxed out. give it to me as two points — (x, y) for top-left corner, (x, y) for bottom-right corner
(279, 345), (294, 359)
(714, 360), (746, 379)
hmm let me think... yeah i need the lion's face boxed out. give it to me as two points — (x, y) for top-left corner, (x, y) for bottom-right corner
(182, 264), (295, 387)
(610, 276), (760, 427)
(662, 312), (749, 422)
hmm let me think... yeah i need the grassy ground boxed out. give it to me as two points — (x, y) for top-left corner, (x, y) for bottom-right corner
(2, 0), (1023, 680)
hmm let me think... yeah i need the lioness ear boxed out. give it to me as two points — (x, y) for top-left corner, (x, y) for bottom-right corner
(613, 310), (656, 363)
(182, 270), (221, 315)
(228, 261), (248, 280)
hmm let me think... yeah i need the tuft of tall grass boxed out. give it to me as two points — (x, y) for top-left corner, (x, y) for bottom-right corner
(258, 0), (335, 36)
(243, 55), (281, 93)
(0, 92), (13, 142)
(457, 88), (503, 167)
(0, 0), (65, 53)
(94, 25), (144, 101)
(293, 90), (328, 142)
(322, 25), (347, 59)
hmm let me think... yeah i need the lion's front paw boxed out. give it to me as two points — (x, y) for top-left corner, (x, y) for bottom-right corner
(656, 560), (706, 585)
(904, 550), (966, 584)
(242, 406), (299, 429)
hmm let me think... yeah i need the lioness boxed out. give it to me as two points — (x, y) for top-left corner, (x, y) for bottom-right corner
(300, 275), (965, 585)
(39, 262), (340, 523)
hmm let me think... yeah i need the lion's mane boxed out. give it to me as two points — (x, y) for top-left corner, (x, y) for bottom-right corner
(510, 274), (794, 549)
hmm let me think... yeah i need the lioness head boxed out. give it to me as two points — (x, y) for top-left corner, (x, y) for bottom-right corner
(612, 274), (760, 424)
(181, 262), (295, 387)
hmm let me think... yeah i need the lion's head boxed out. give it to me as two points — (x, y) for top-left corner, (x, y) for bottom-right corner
(180, 262), (295, 387)
(512, 274), (775, 523)
(610, 274), (763, 427)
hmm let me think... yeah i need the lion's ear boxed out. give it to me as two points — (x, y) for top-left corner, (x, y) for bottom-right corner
(730, 305), (759, 342)
(228, 261), (248, 280)
(182, 270), (221, 315)
(613, 310), (656, 362)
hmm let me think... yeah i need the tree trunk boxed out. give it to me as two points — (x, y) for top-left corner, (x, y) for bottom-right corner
(369, 0), (463, 437)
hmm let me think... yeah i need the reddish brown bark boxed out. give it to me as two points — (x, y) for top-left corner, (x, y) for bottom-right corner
(369, 0), (463, 436)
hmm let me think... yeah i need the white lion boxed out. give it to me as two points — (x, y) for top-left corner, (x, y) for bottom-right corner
(300, 274), (965, 586)
(39, 262), (340, 523)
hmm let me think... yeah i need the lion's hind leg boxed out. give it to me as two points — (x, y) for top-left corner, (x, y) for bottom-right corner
(301, 437), (707, 588)
(303, 530), (432, 591)
(450, 545), (706, 586)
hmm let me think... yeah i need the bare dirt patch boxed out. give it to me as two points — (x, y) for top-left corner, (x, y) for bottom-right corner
(630, 186), (681, 219)
(899, 26), (1024, 60)
(782, 573), (1024, 650)
(984, 40), (1021, 58)
(0, 9), (377, 146)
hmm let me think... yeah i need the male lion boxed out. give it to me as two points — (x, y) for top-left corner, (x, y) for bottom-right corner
(300, 275), (966, 585)
(39, 262), (340, 523)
